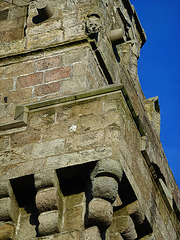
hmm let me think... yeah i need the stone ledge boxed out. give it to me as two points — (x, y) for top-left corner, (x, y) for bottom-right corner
(0, 84), (146, 139)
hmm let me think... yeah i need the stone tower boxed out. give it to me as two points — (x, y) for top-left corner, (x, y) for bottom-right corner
(0, 0), (179, 239)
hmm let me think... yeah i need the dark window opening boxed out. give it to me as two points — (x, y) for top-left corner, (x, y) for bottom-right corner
(10, 175), (39, 237)
(154, 99), (160, 113)
(117, 173), (137, 207)
(56, 161), (96, 196)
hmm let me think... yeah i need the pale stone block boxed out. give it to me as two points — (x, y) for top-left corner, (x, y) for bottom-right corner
(111, 216), (137, 240)
(46, 147), (112, 170)
(36, 187), (62, 213)
(32, 138), (65, 159)
(54, 230), (80, 239)
(92, 176), (118, 203)
(82, 226), (102, 240)
(38, 211), (60, 236)
(34, 170), (58, 190)
(91, 159), (123, 182)
(114, 201), (145, 226)
(0, 197), (11, 221)
(139, 233), (156, 240)
(0, 181), (9, 198)
(0, 196), (19, 223)
(63, 206), (83, 232)
(88, 198), (113, 230)
(0, 223), (15, 240)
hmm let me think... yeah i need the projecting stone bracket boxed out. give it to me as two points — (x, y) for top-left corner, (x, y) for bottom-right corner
(85, 159), (123, 237)
(108, 28), (127, 45)
(34, 170), (63, 236)
(0, 181), (19, 240)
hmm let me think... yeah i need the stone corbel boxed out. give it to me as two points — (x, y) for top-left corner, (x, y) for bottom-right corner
(36, 0), (54, 21)
(34, 170), (63, 236)
(108, 28), (127, 45)
(0, 181), (19, 240)
(84, 159), (123, 237)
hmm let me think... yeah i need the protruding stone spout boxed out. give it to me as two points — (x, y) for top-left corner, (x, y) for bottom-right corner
(36, 0), (54, 21)
(108, 28), (126, 44)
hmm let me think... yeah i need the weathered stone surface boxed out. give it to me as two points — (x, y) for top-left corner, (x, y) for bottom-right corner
(111, 216), (137, 240)
(0, 196), (19, 223)
(0, 197), (11, 221)
(144, 97), (160, 137)
(38, 211), (60, 236)
(29, 138), (65, 159)
(92, 176), (118, 203)
(0, 181), (9, 198)
(36, 188), (59, 213)
(37, 55), (61, 71)
(65, 193), (84, 210)
(34, 170), (58, 190)
(0, 223), (15, 240)
(82, 226), (102, 240)
(46, 147), (112, 170)
(16, 212), (37, 240)
(139, 233), (156, 240)
(88, 198), (113, 230)
(91, 159), (123, 182)
(0, 79), (14, 92)
(54, 230), (80, 240)
(63, 206), (84, 232)
(114, 200), (145, 226)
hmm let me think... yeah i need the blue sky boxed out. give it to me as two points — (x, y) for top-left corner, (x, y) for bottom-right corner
(131, 0), (180, 187)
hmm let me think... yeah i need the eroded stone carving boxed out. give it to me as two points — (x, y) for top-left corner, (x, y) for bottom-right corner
(85, 14), (102, 35)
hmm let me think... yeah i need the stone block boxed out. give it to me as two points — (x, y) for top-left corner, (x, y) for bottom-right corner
(27, 29), (64, 50)
(111, 216), (137, 240)
(1, 158), (44, 179)
(16, 213), (37, 239)
(0, 196), (19, 223)
(88, 198), (113, 230)
(45, 66), (71, 82)
(0, 197), (11, 221)
(66, 130), (104, 152)
(54, 230), (80, 240)
(36, 187), (62, 213)
(62, 47), (87, 65)
(91, 159), (123, 182)
(0, 67), (5, 79)
(61, 76), (88, 94)
(0, 223), (15, 240)
(3, 87), (33, 103)
(34, 170), (58, 190)
(63, 206), (83, 231)
(16, 72), (43, 89)
(82, 226), (102, 240)
(46, 147), (112, 170)
(0, 79), (14, 93)
(37, 55), (61, 71)
(92, 176), (118, 203)
(139, 233), (155, 240)
(29, 109), (55, 130)
(114, 201), (145, 227)
(0, 181), (9, 198)
(38, 210), (60, 236)
(11, 128), (41, 148)
(65, 192), (84, 210)
(6, 61), (35, 78)
(31, 138), (65, 159)
(33, 81), (60, 97)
